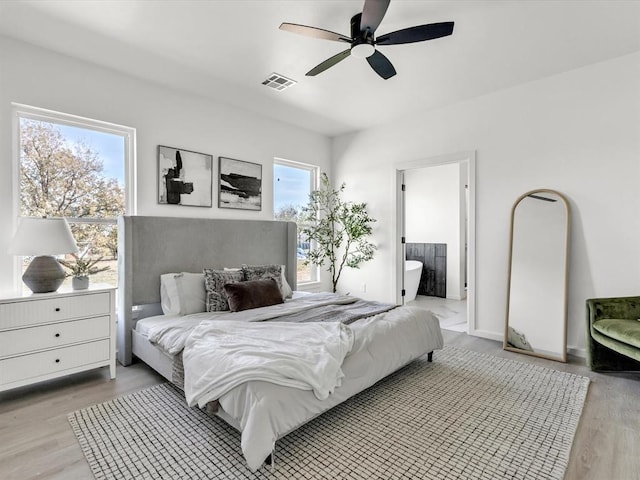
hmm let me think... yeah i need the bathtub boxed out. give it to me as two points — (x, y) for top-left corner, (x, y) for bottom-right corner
(404, 260), (423, 303)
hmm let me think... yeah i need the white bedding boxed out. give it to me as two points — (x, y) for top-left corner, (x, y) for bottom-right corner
(135, 291), (312, 339)
(142, 292), (356, 355)
(184, 320), (354, 405)
(135, 313), (183, 338)
(135, 293), (444, 472)
(220, 305), (443, 471)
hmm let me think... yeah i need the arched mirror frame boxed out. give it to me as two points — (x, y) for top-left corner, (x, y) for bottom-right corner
(503, 188), (570, 362)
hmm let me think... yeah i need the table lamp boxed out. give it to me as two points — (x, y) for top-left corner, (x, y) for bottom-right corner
(8, 217), (79, 293)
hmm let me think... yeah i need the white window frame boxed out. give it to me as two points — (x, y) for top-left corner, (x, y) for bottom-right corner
(273, 157), (319, 285)
(12, 103), (136, 290)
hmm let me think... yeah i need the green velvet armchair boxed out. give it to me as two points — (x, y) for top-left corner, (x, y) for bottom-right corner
(586, 296), (640, 371)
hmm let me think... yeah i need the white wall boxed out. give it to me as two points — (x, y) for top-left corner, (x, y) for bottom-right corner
(333, 51), (640, 355)
(2, 36), (638, 356)
(0, 36), (332, 294)
(405, 163), (465, 299)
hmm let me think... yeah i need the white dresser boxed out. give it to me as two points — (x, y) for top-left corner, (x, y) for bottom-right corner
(0, 286), (116, 392)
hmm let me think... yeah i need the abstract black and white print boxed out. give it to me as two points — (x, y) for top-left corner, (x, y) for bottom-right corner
(158, 145), (213, 207)
(218, 157), (262, 211)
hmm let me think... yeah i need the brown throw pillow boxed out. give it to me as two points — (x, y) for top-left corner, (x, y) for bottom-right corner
(223, 278), (284, 312)
(241, 264), (284, 298)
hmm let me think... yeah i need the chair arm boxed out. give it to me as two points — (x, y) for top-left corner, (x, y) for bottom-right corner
(586, 296), (640, 371)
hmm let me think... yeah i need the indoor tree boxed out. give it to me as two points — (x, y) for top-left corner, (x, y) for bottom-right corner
(300, 173), (376, 293)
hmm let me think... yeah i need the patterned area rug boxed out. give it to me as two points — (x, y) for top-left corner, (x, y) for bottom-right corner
(69, 346), (589, 480)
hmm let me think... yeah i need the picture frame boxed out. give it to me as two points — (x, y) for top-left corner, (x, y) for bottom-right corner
(218, 157), (262, 211)
(158, 145), (213, 207)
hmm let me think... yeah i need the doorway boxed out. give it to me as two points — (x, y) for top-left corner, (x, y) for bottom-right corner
(394, 151), (476, 333)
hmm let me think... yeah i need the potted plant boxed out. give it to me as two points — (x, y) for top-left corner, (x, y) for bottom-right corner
(59, 251), (110, 290)
(299, 173), (376, 293)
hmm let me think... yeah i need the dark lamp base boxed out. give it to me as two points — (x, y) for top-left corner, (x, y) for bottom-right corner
(22, 255), (66, 293)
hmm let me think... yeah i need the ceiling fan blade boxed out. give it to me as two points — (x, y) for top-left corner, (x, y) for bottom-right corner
(279, 23), (351, 43)
(306, 49), (352, 76)
(360, 0), (390, 34)
(366, 50), (396, 79)
(376, 22), (454, 45)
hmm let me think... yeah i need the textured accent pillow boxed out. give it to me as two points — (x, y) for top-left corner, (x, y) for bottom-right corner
(223, 278), (284, 312)
(242, 264), (285, 299)
(203, 268), (244, 312)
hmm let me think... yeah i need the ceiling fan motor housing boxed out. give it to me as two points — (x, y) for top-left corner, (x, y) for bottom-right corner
(350, 13), (375, 58)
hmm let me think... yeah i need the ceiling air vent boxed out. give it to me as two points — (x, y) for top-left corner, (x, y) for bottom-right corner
(262, 73), (296, 91)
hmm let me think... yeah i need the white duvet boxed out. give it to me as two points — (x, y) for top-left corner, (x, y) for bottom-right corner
(183, 320), (354, 406)
(145, 292), (356, 355)
(218, 306), (443, 471)
(141, 293), (444, 472)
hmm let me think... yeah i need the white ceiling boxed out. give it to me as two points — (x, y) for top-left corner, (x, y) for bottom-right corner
(1, 0), (639, 137)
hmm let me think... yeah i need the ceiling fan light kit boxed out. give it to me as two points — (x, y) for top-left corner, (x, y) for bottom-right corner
(280, 0), (454, 80)
(351, 43), (375, 59)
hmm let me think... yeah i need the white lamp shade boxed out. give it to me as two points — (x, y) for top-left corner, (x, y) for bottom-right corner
(8, 217), (79, 256)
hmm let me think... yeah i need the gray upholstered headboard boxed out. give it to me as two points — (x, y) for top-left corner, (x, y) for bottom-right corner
(117, 215), (297, 365)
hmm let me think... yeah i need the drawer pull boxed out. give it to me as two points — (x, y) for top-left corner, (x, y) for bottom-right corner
(55, 333), (60, 338)
(55, 359), (60, 363)
(55, 307), (61, 312)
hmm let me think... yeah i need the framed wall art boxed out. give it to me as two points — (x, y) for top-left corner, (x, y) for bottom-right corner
(218, 157), (262, 211)
(158, 145), (213, 207)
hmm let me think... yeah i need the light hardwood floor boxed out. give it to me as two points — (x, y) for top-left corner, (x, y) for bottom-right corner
(1, 331), (639, 480)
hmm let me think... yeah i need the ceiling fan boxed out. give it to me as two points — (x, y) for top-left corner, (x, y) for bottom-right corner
(279, 0), (454, 80)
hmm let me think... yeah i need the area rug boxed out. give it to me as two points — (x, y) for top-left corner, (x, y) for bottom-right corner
(68, 346), (589, 480)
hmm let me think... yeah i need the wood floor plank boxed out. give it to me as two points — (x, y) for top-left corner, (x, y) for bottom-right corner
(1, 331), (638, 480)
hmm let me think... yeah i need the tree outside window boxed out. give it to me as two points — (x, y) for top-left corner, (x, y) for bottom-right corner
(17, 112), (129, 288)
(273, 159), (318, 284)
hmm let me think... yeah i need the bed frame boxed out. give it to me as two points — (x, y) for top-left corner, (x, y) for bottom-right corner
(117, 215), (442, 471)
(117, 215), (297, 366)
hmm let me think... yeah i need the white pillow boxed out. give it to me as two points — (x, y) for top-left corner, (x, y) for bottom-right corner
(175, 272), (207, 314)
(160, 272), (206, 315)
(160, 273), (180, 315)
(280, 265), (294, 299)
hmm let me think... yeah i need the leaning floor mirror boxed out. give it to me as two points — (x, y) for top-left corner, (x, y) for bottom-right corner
(504, 189), (570, 362)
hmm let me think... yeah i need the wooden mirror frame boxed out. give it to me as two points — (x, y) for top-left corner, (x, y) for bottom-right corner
(503, 188), (570, 362)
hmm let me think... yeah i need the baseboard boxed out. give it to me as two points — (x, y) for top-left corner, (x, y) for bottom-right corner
(567, 346), (586, 359)
(468, 329), (587, 359)
(467, 328), (503, 343)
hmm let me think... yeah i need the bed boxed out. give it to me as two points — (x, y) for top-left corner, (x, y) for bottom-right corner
(117, 215), (444, 471)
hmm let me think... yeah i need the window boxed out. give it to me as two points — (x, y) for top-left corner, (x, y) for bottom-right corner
(273, 158), (318, 284)
(14, 104), (135, 289)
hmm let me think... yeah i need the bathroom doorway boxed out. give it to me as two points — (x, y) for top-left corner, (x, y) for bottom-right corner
(394, 151), (476, 333)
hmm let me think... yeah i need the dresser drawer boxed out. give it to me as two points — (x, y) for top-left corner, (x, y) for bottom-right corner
(0, 316), (110, 358)
(0, 339), (110, 385)
(0, 292), (111, 329)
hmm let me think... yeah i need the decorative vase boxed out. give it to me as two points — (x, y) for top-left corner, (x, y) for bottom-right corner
(72, 275), (90, 290)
